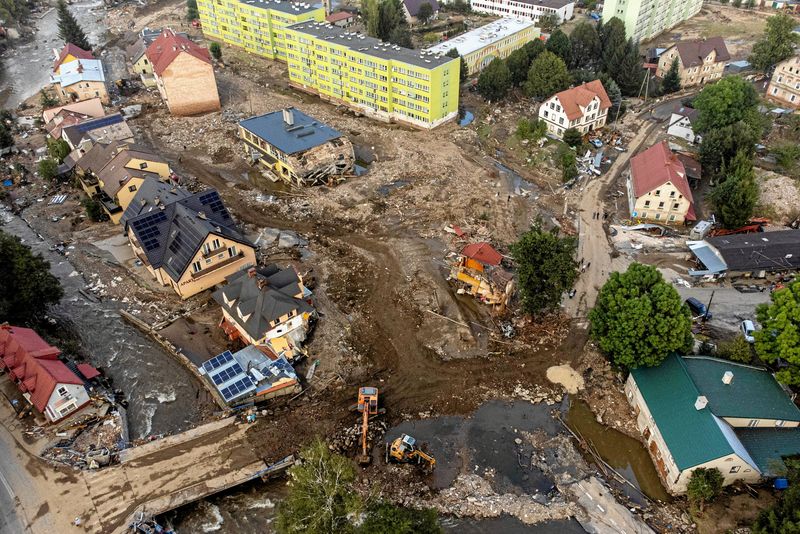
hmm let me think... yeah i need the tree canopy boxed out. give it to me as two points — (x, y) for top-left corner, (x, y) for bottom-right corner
(753, 458), (800, 533)
(661, 57), (681, 95)
(693, 76), (760, 133)
(749, 13), (799, 72)
(416, 1), (434, 24)
(562, 128), (582, 148)
(0, 230), (63, 324)
(0, 0), (30, 27)
(56, 0), (91, 51)
(699, 121), (759, 179)
(538, 13), (560, 32)
(38, 158), (58, 181)
(509, 220), (578, 314)
(599, 17), (627, 74)
(524, 50), (570, 99)
(477, 58), (511, 101)
(556, 144), (579, 183)
(569, 22), (601, 70)
(0, 122), (12, 150)
(186, 0), (198, 20)
(589, 263), (693, 369)
(709, 150), (759, 229)
(686, 468), (724, 513)
(614, 38), (645, 96)
(755, 280), (800, 386)
(363, 0), (410, 46)
(545, 28), (572, 66)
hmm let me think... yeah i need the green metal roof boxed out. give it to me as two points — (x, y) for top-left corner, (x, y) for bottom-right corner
(735, 428), (800, 475)
(682, 357), (800, 423)
(631, 354), (734, 470)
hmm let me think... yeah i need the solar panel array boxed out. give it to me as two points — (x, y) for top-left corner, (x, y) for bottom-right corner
(212, 363), (244, 385)
(202, 350), (234, 373)
(76, 114), (123, 133)
(198, 191), (231, 220)
(220, 377), (255, 402)
(130, 211), (167, 252)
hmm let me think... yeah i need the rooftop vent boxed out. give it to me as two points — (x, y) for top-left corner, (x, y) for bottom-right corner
(694, 396), (708, 410)
(722, 371), (734, 385)
(282, 108), (294, 126)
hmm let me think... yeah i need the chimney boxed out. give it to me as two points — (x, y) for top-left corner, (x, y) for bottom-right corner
(257, 277), (269, 291)
(197, 211), (207, 219)
(694, 396), (708, 411)
(283, 108), (294, 126)
(722, 371), (734, 385)
(247, 267), (257, 278)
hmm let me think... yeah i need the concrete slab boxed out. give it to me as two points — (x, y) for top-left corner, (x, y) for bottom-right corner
(92, 234), (135, 264)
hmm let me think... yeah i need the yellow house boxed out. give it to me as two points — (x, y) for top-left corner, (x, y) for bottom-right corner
(627, 141), (696, 224)
(96, 148), (172, 223)
(50, 59), (109, 105)
(73, 141), (126, 196)
(126, 38), (156, 87)
(122, 181), (256, 299)
(238, 108), (355, 186)
(656, 38), (729, 88)
(766, 55), (800, 110)
(52, 43), (95, 74)
(626, 355), (800, 494)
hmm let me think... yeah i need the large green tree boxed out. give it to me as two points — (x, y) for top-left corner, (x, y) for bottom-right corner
(0, 123), (12, 150)
(755, 280), (800, 386)
(364, 0), (409, 44)
(709, 150), (759, 229)
(538, 13), (560, 32)
(699, 121), (759, 178)
(47, 138), (71, 163)
(693, 76), (760, 133)
(599, 17), (627, 74)
(477, 58), (511, 101)
(749, 13), (799, 72)
(753, 458), (800, 533)
(545, 28), (571, 66)
(186, 0), (198, 20)
(569, 22), (601, 70)
(661, 57), (681, 95)
(524, 50), (570, 99)
(615, 38), (645, 96)
(687, 468), (724, 513)
(0, 231), (63, 324)
(556, 144), (579, 182)
(359, 503), (442, 534)
(589, 263), (693, 369)
(0, 0), (30, 26)
(416, 1), (433, 24)
(509, 221), (578, 314)
(56, 0), (91, 51)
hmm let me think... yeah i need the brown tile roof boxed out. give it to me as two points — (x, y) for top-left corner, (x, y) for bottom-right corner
(554, 80), (612, 121)
(76, 141), (123, 174)
(673, 38), (730, 68)
(326, 11), (354, 22)
(53, 43), (94, 71)
(630, 141), (696, 219)
(145, 29), (211, 76)
(98, 149), (166, 198)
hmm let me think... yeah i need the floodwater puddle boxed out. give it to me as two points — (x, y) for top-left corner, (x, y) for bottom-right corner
(458, 108), (475, 127)
(493, 150), (540, 197)
(566, 398), (671, 503)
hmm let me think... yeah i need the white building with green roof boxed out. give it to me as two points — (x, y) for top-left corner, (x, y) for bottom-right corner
(626, 354), (800, 494)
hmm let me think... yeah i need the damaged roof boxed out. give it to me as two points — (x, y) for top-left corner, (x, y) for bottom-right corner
(213, 265), (314, 341)
(461, 242), (503, 266)
(239, 108), (344, 155)
(707, 230), (800, 272)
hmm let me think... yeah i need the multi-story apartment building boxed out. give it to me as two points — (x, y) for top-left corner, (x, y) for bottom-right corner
(196, 0), (325, 61)
(469, 0), (574, 25)
(766, 55), (800, 109)
(602, 0), (703, 42)
(655, 38), (729, 88)
(424, 18), (539, 76)
(283, 22), (460, 129)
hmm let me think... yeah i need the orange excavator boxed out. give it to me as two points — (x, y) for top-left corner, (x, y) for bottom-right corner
(356, 387), (380, 465)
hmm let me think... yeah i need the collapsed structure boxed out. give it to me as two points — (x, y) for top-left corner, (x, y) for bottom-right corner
(448, 242), (513, 310)
(238, 108), (355, 186)
(687, 229), (800, 277)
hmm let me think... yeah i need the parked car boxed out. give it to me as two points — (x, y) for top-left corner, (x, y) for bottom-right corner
(685, 297), (713, 320)
(741, 320), (756, 343)
(590, 139), (603, 148)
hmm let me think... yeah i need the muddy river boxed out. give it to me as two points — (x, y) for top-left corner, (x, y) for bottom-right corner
(1, 209), (208, 438)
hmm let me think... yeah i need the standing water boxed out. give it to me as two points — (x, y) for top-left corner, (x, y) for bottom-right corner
(0, 209), (209, 438)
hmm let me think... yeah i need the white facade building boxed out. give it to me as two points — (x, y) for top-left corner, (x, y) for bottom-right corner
(538, 80), (611, 139)
(667, 107), (701, 144)
(469, 0), (574, 24)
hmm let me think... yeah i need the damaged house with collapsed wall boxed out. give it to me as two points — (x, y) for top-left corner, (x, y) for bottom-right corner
(238, 107), (355, 186)
(448, 241), (514, 310)
(213, 265), (317, 361)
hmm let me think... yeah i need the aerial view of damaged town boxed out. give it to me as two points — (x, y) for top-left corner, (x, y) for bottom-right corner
(3, 0), (800, 530)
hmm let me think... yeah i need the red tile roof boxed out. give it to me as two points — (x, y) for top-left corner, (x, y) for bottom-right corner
(554, 80), (612, 121)
(145, 29), (211, 76)
(462, 242), (503, 266)
(0, 325), (60, 370)
(77, 363), (101, 379)
(326, 11), (353, 22)
(53, 43), (94, 71)
(27, 359), (84, 413)
(630, 141), (695, 218)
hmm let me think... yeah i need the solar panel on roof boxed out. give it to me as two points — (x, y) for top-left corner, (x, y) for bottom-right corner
(203, 351), (234, 372)
(211, 363), (244, 385)
(76, 114), (124, 133)
(220, 376), (255, 401)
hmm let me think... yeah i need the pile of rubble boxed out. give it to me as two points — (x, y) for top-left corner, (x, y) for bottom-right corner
(328, 419), (388, 455)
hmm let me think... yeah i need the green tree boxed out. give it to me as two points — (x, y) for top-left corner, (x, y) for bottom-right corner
(277, 439), (363, 534)
(693, 76), (760, 133)
(589, 263), (693, 369)
(209, 41), (222, 61)
(709, 150), (759, 228)
(524, 50), (571, 99)
(40, 89), (58, 108)
(477, 58), (511, 101)
(445, 48), (467, 82)
(522, 39), (545, 62)
(538, 13), (560, 32)
(716, 334), (753, 363)
(749, 13), (799, 72)
(686, 468), (724, 513)
(569, 22), (601, 70)
(47, 138), (71, 163)
(56, 0), (91, 51)
(186, 0), (198, 20)
(661, 57), (681, 95)
(556, 144), (579, 182)
(615, 38), (645, 96)
(562, 127), (582, 148)
(599, 17), (627, 74)
(0, 0), (30, 26)
(389, 26), (412, 48)
(416, 1), (433, 24)
(516, 118), (546, 140)
(506, 48), (531, 86)
(771, 141), (800, 172)
(0, 230), (64, 324)
(365, 0), (409, 44)
(359, 503), (442, 534)
(699, 122), (758, 178)
(509, 220), (578, 314)
(545, 28), (571, 66)
(38, 158), (58, 181)
(753, 462), (800, 533)
(755, 280), (800, 386)
(82, 197), (106, 222)
(746, 0), (756, 7)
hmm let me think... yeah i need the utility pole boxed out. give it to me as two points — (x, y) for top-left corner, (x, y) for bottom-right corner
(704, 290), (715, 322)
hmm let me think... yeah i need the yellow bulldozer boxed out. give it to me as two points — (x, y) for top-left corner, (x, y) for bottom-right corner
(386, 433), (436, 471)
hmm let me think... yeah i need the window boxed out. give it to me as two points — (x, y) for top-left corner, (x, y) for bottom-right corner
(57, 386), (68, 396)
(655, 213), (661, 220)
(228, 245), (238, 257)
(139, 162), (148, 170)
(128, 184), (137, 193)
(658, 201), (665, 209)
(673, 203), (680, 210)
(654, 190), (660, 196)
(644, 201), (651, 208)
(192, 261), (202, 273)
(748, 419), (759, 427)
(776, 420), (786, 427)
(211, 238), (221, 250)
(669, 191), (676, 198)
(729, 466), (741, 473)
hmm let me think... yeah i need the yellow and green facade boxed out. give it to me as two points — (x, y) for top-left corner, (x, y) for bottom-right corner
(283, 22), (459, 129)
(196, 0), (325, 60)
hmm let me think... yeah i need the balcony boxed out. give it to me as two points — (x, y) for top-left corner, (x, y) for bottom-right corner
(190, 251), (246, 279)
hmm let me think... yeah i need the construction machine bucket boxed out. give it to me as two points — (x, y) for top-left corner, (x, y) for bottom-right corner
(357, 454), (372, 465)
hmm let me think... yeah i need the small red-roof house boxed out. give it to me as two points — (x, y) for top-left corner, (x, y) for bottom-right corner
(450, 242), (513, 309)
(538, 80), (612, 140)
(326, 11), (355, 27)
(627, 141), (696, 224)
(145, 29), (220, 116)
(53, 43), (95, 74)
(461, 241), (503, 268)
(0, 325), (90, 423)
